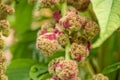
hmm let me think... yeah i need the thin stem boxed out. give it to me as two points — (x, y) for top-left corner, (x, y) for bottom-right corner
(65, 42), (70, 60)
(86, 60), (95, 77)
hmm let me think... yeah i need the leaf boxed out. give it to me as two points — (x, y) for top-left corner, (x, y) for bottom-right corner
(102, 62), (120, 74)
(91, 0), (120, 48)
(30, 64), (48, 80)
(6, 59), (37, 80)
(10, 42), (34, 59)
(38, 73), (51, 80)
(14, 0), (34, 34)
(47, 49), (65, 63)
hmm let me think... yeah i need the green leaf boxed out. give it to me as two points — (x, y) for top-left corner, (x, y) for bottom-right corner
(14, 0), (34, 34)
(102, 62), (120, 74)
(38, 73), (51, 80)
(91, 0), (120, 48)
(6, 59), (37, 80)
(47, 49), (65, 63)
(30, 64), (48, 80)
(10, 42), (35, 59)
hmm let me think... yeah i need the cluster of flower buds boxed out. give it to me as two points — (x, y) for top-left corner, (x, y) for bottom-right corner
(48, 57), (79, 80)
(0, 1), (14, 79)
(93, 74), (109, 80)
(36, 0), (101, 79)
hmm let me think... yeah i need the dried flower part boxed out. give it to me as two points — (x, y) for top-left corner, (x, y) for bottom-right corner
(0, 20), (9, 30)
(42, 21), (55, 30)
(39, 8), (53, 18)
(70, 43), (89, 62)
(93, 74), (109, 80)
(67, 0), (74, 4)
(0, 4), (14, 15)
(39, 0), (60, 8)
(53, 10), (62, 22)
(55, 60), (78, 80)
(56, 32), (69, 47)
(28, 0), (36, 4)
(0, 38), (5, 49)
(37, 33), (59, 56)
(0, 75), (8, 80)
(48, 57), (65, 75)
(47, 76), (61, 80)
(59, 10), (82, 33)
(70, 0), (90, 11)
(82, 21), (100, 40)
(2, 28), (10, 37)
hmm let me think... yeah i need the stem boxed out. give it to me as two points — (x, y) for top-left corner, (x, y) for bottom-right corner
(65, 42), (70, 60)
(61, 1), (67, 16)
(86, 60), (95, 77)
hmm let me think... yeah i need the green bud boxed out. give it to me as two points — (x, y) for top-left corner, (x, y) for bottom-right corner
(57, 33), (69, 47)
(2, 28), (10, 37)
(0, 38), (5, 49)
(93, 74), (109, 80)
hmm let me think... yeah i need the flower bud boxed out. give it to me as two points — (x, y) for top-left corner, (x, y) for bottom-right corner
(0, 38), (5, 49)
(37, 33), (59, 56)
(0, 55), (6, 63)
(28, 0), (36, 4)
(0, 63), (6, 75)
(2, 28), (10, 37)
(0, 75), (8, 80)
(0, 4), (14, 15)
(0, 20), (9, 30)
(48, 57), (64, 75)
(93, 74), (109, 80)
(56, 32), (69, 47)
(82, 21), (100, 41)
(59, 10), (82, 33)
(39, 0), (60, 8)
(53, 10), (62, 22)
(70, 43), (89, 62)
(70, 0), (90, 11)
(55, 60), (78, 80)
